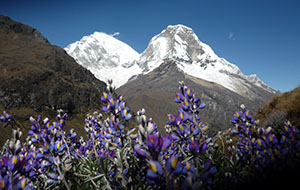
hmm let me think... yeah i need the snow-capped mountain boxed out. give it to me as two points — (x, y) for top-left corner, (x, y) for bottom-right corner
(65, 25), (278, 98)
(65, 32), (142, 87)
(137, 25), (277, 97)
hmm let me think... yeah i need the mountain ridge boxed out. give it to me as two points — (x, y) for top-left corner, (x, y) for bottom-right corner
(65, 24), (279, 100)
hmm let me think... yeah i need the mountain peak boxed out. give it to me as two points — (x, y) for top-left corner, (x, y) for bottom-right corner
(136, 25), (278, 96)
(138, 24), (219, 72)
(165, 24), (194, 33)
(65, 31), (140, 87)
(65, 31), (139, 65)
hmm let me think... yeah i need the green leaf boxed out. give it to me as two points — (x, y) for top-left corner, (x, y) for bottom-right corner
(182, 155), (194, 163)
(84, 174), (105, 183)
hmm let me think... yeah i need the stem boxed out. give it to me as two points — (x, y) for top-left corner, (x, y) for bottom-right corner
(218, 134), (225, 153)
(10, 172), (14, 190)
(74, 173), (89, 177)
(104, 176), (112, 190)
(74, 173), (99, 189)
(92, 131), (99, 159)
(90, 179), (98, 189)
(177, 143), (187, 157)
(56, 161), (71, 190)
(62, 137), (72, 159)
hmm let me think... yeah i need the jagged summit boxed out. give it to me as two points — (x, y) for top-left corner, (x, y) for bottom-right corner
(166, 24), (193, 30)
(138, 24), (220, 71)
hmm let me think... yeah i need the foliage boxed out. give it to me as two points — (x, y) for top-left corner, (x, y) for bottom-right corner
(0, 82), (299, 190)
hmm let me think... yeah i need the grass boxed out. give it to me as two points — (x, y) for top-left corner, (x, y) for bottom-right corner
(255, 85), (300, 127)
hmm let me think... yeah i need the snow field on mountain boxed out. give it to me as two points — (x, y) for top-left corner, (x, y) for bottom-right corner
(65, 24), (277, 96)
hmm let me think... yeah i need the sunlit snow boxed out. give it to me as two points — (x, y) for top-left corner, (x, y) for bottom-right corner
(64, 25), (277, 96)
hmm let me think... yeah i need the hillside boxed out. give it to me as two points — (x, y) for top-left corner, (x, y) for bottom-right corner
(117, 60), (271, 134)
(0, 15), (107, 145)
(255, 85), (300, 127)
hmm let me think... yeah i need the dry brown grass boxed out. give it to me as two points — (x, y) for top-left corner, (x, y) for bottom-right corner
(255, 86), (300, 127)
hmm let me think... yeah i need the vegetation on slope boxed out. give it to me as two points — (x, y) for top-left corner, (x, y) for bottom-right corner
(255, 85), (300, 127)
(1, 82), (299, 190)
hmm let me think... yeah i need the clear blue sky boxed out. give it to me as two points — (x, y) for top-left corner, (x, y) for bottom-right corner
(1, 0), (300, 92)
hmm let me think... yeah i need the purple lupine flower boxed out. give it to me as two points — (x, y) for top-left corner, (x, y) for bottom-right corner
(231, 118), (238, 125)
(174, 93), (184, 103)
(181, 100), (190, 111)
(162, 135), (172, 150)
(182, 161), (196, 174)
(15, 178), (33, 190)
(176, 112), (189, 124)
(134, 145), (148, 159)
(177, 124), (186, 136)
(200, 161), (217, 184)
(7, 156), (16, 171)
(255, 139), (266, 150)
(123, 109), (132, 121)
(101, 92), (111, 103)
(0, 111), (12, 122)
(147, 134), (162, 152)
(191, 127), (200, 136)
(200, 141), (208, 153)
(0, 176), (8, 190)
(184, 88), (193, 99)
(232, 128), (239, 134)
(280, 135), (287, 144)
(181, 173), (196, 189)
(68, 128), (77, 139)
(198, 102), (206, 109)
(148, 160), (163, 177)
(102, 103), (113, 112)
(167, 114), (176, 125)
(166, 156), (183, 175)
(56, 141), (66, 153)
(189, 141), (200, 153)
(267, 134), (278, 145)
(244, 110), (252, 120)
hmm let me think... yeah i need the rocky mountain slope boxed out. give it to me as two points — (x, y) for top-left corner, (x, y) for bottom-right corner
(0, 15), (107, 145)
(117, 60), (274, 133)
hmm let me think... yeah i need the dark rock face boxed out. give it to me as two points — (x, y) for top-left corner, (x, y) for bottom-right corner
(0, 15), (106, 144)
(117, 60), (275, 134)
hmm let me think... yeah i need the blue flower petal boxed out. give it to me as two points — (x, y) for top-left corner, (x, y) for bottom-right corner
(199, 102), (206, 109)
